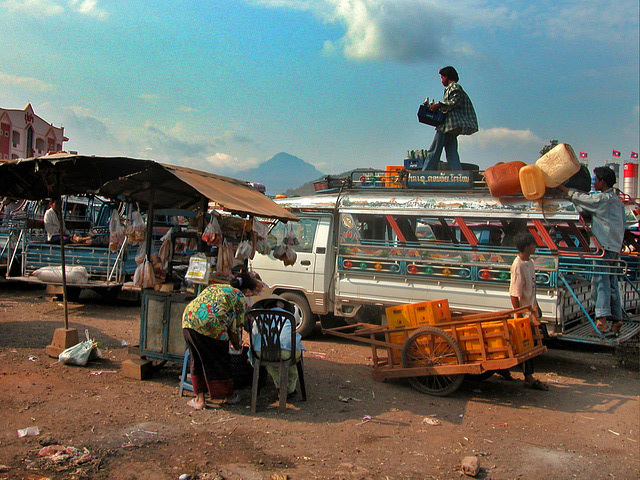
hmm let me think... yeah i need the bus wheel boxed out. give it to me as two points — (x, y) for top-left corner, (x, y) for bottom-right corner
(280, 292), (315, 337)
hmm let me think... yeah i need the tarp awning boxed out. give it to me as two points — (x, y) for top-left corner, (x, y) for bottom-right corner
(0, 154), (298, 222)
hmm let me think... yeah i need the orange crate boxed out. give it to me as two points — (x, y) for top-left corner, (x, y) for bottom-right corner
(482, 321), (510, 359)
(508, 317), (534, 354)
(385, 165), (405, 188)
(412, 299), (451, 325)
(454, 324), (483, 362)
(385, 304), (413, 345)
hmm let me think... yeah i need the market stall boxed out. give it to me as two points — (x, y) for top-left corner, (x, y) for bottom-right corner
(0, 154), (298, 362)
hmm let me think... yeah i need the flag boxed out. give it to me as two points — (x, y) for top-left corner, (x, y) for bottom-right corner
(632, 151), (639, 159)
(612, 150), (621, 157)
(579, 152), (588, 159)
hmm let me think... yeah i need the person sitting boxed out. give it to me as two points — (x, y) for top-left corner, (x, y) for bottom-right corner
(43, 198), (94, 245)
(249, 295), (305, 399)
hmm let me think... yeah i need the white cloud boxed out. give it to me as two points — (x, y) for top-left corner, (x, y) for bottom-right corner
(205, 152), (262, 172)
(467, 127), (543, 149)
(250, 0), (638, 61)
(0, 71), (55, 91)
(2, 0), (64, 16)
(2, 0), (108, 19)
(69, 0), (108, 19)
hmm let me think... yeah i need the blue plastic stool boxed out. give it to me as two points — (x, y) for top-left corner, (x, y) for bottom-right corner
(179, 349), (193, 396)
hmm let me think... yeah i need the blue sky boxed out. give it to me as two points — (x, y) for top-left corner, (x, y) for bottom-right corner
(1, 0), (638, 179)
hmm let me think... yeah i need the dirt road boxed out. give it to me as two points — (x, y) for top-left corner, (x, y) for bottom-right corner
(0, 282), (638, 480)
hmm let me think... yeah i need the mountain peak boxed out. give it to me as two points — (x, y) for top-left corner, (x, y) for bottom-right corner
(241, 152), (324, 195)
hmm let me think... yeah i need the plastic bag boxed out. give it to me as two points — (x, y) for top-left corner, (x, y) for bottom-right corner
(202, 216), (222, 246)
(252, 220), (268, 239)
(185, 253), (210, 284)
(109, 211), (124, 252)
(126, 211), (146, 245)
(133, 257), (156, 288)
(273, 243), (287, 261)
(284, 226), (299, 246)
(143, 259), (156, 288)
(59, 329), (101, 366)
(158, 227), (173, 264)
(256, 237), (271, 255)
(135, 242), (147, 265)
(283, 245), (297, 266)
(235, 240), (253, 261)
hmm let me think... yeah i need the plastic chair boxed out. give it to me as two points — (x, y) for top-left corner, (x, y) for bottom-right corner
(247, 308), (307, 413)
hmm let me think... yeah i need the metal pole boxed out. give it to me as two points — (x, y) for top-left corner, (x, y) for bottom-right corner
(59, 196), (69, 330)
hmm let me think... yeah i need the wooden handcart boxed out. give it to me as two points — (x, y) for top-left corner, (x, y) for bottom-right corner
(323, 306), (547, 396)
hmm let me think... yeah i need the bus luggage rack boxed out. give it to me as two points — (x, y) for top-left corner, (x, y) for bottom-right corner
(313, 168), (487, 193)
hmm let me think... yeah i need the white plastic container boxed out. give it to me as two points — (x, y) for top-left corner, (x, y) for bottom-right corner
(535, 143), (580, 188)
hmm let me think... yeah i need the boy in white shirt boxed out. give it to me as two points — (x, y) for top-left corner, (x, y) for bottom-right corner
(509, 232), (548, 390)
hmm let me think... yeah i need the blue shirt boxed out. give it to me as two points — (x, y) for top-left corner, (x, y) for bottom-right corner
(568, 188), (625, 252)
(251, 307), (305, 353)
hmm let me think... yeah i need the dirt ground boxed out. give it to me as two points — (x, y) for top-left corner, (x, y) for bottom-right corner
(0, 282), (638, 480)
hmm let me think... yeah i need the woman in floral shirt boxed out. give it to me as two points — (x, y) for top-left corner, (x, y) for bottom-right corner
(182, 273), (258, 409)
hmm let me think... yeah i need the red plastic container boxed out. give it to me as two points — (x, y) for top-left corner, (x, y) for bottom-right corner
(484, 161), (527, 197)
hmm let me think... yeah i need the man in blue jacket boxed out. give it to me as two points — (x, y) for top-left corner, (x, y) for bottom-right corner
(558, 166), (625, 335)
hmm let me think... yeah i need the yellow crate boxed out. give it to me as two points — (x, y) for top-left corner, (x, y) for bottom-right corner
(385, 304), (414, 345)
(454, 324), (484, 362)
(508, 317), (534, 354)
(412, 299), (451, 325)
(482, 321), (510, 359)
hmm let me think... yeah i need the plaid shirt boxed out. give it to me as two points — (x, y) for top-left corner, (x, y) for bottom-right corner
(437, 82), (478, 136)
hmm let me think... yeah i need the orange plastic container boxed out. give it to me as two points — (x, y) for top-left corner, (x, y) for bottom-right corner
(519, 164), (546, 200)
(508, 317), (534, 354)
(385, 166), (405, 188)
(412, 299), (451, 326)
(484, 161), (527, 197)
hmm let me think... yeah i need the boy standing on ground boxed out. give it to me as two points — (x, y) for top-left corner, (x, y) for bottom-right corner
(509, 232), (548, 390)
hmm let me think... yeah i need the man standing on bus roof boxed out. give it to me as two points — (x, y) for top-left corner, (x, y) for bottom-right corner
(422, 66), (478, 172)
(557, 166), (625, 336)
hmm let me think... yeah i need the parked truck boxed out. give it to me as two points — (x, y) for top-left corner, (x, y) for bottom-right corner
(250, 169), (640, 346)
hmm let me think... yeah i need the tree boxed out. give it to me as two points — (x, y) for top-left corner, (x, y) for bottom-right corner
(540, 140), (559, 157)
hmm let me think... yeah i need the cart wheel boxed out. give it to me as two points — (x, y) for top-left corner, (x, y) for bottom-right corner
(401, 326), (465, 396)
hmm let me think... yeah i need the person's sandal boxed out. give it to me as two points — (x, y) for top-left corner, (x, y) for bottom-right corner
(595, 318), (607, 333)
(524, 379), (549, 391)
(610, 320), (623, 336)
(187, 399), (206, 410)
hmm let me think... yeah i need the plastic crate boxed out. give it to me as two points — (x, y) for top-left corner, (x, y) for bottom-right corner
(412, 299), (451, 325)
(404, 157), (425, 170)
(385, 304), (414, 345)
(454, 324), (483, 362)
(385, 166), (405, 188)
(508, 317), (534, 354)
(481, 321), (510, 359)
